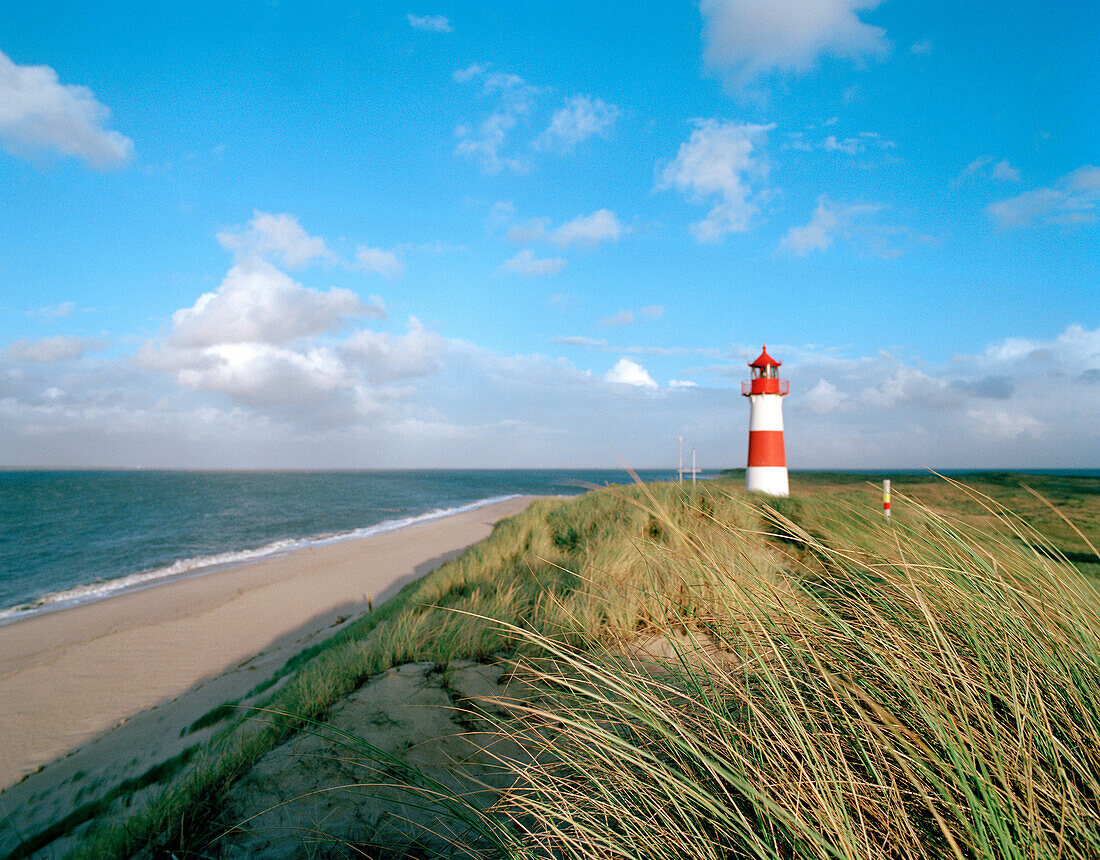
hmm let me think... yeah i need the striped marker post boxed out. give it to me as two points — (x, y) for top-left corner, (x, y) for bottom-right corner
(883, 479), (891, 518)
(742, 345), (790, 496)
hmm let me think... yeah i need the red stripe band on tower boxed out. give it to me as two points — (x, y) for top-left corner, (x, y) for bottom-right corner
(747, 430), (786, 467)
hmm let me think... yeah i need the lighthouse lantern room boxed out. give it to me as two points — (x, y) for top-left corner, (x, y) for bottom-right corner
(742, 345), (790, 496)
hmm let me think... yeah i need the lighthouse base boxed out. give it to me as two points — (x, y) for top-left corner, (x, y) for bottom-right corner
(746, 466), (789, 496)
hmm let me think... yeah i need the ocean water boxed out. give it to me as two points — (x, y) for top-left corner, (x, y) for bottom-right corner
(0, 469), (687, 624)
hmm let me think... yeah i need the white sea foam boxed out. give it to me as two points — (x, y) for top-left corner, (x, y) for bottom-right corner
(0, 494), (522, 626)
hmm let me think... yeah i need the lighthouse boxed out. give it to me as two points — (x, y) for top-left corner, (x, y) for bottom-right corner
(741, 345), (790, 496)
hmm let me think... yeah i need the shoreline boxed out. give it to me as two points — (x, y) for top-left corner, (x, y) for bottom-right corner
(0, 494), (541, 792)
(0, 493), (528, 628)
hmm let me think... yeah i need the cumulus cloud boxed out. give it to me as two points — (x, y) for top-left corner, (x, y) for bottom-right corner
(341, 317), (446, 383)
(0, 49), (133, 168)
(987, 165), (1100, 228)
(407, 13), (452, 32)
(356, 246), (405, 278)
(217, 211), (333, 268)
(781, 196), (882, 255)
(658, 120), (774, 241)
(700, 0), (890, 90)
(605, 357), (658, 389)
(172, 342), (352, 409)
(166, 258), (380, 348)
(499, 249), (566, 276)
(535, 95), (619, 151)
(510, 209), (623, 248)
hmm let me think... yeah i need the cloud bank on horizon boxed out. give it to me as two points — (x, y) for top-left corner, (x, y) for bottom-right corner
(1, 0), (1097, 469)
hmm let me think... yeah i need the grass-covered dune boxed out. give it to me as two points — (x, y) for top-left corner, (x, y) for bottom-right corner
(61, 474), (1100, 859)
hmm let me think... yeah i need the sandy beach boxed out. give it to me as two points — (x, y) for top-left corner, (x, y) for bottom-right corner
(0, 495), (538, 792)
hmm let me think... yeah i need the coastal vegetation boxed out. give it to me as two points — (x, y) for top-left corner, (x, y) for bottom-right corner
(34, 474), (1100, 859)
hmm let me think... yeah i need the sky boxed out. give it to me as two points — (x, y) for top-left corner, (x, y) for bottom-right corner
(0, 0), (1097, 470)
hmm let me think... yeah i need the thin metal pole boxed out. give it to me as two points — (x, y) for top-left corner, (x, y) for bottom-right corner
(883, 479), (891, 518)
(692, 447), (696, 487)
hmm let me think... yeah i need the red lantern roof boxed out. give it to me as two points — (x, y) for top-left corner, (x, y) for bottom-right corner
(748, 345), (781, 368)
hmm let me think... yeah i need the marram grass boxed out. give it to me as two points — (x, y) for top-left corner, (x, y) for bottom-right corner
(56, 477), (1100, 859)
(479, 482), (1100, 860)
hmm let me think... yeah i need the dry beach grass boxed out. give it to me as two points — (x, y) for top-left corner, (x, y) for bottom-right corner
(4, 475), (1100, 859)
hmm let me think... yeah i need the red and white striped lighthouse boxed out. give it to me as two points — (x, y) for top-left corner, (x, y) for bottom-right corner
(741, 345), (790, 496)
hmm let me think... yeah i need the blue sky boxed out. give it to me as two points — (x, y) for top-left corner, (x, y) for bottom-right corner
(1, 0), (1097, 469)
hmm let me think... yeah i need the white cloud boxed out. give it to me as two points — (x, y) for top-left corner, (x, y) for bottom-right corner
(535, 95), (619, 151)
(909, 39), (933, 54)
(356, 246), (405, 278)
(173, 342), (352, 408)
(964, 407), (1044, 440)
(453, 67), (535, 173)
(700, 0), (890, 89)
(341, 317), (446, 382)
(803, 378), (846, 413)
(499, 249), (566, 276)
(455, 108), (529, 173)
(512, 209), (623, 248)
(217, 211), (333, 268)
(552, 336), (608, 349)
(987, 165), (1100, 228)
(5, 323), (1100, 469)
(781, 196), (882, 255)
(6, 335), (98, 362)
(166, 258), (380, 348)
(954, 156), (1021, 187)
(407, 14), (452, 32)
(605, 357), (658, 389)
(658, 119), (774, 241)
(551, 209), (623, 247)
(453, 64), (489, 83)
(823, 134), (861, 154)
(991, 159), (1020, 181)
(596, 305), (664, 329)
(506, 218), (550, 243)
(0, 49), (133, 168)
(957, 156), (992, 183)
(669, 379), (698, 388)
(787, 129), (895, 155)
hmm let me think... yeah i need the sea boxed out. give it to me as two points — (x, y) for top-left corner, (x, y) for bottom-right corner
(0, 469), (692, 626)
